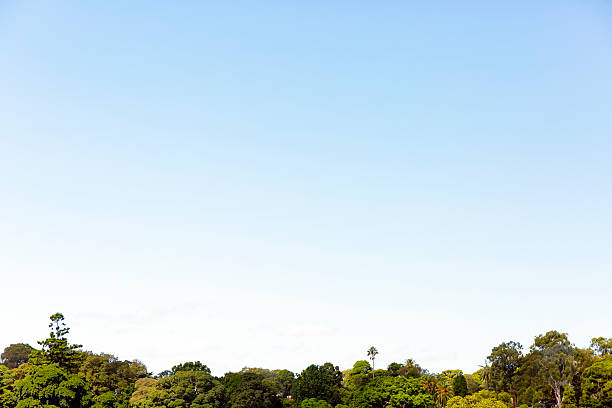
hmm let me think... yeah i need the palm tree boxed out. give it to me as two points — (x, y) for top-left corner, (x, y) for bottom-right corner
(367, 346), (378, 378)
(436, 386), (450, 408)
(478, 361), (491, 391)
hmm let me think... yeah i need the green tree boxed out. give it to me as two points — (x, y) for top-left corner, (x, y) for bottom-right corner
(531, 331), (575, 408)
(487, 341), (522, 407)
(10, 313), (91, 408)
(367, 347), (379, 378)
(478, 364), (491, 391)
(29, 313), (84, 373)
(397, 359), (425, 378)
(518, 386), (535, 407)
(225, 372), (281, 408)
(590, 338), (612, 357)
(447, 390), (509, 408)
(300, 398), (332, 408)
(293, 363), (342, 404)
(465, 374), (482, 395)
(1, 344), (34, 369)
(348, 375), (433, 408)
(388, 363), (402, 377)
(79, 352), (147, 408)
(0, 364), (17, 407)
(580, 355), (612, 408)
(561, 385), (577, 408)
(135, 368), (222, 408)
(345, 361), (372, 390)
(271, 369), (295, 398)
(129, 377), (158, 407)
(171, 361), (211, 374)
(13, 363), (91, 408)
(453, 373), (468, 397)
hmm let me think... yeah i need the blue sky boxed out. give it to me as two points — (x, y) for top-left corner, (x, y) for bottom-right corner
(1, 1), (611, 375)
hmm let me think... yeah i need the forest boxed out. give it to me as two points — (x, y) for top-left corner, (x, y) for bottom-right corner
(0, 314), (609, 408)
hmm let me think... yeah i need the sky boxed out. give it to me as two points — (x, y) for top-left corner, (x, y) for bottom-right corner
(1, 1), (611, 376)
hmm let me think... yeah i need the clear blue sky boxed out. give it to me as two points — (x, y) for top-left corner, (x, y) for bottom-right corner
(1, 1), (611, 375)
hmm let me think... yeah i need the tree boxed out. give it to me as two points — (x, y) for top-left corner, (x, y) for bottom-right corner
(9, 313), (91, 408)
(398, 359), (425, 378)
(478, 363), (491, 391)
(580, 355), (612, 408)
(0, 364), (16, 407)
(487, 341), (523, 407)
(388, 363), (402, 377)
(446, 390), (508, 408)
(293, 363), (342, 404)
(453, 373), (468, 397)
(464, 374), (482, 395)
(79, 353), (147, 408)
(348, 375), (433, 408)
(301, 399), (332, 408)
(531, 331), (576, 408)
(346, 361), (372, 390)
(134, 368), (222, 408)
(271, 369), (295, 398)
(436, 386), (451, 408)
(590, 338), (612, 357)
(367, 347), (378, 378)
(1, 344), (33, 369)
(13, 363), (91, 408)
(225, 372), (281, 408)
(130, 377), (158, 407)
(29, 313), (84, 373)
(171, 361), (212, 374)
(561, 385), (577, 408)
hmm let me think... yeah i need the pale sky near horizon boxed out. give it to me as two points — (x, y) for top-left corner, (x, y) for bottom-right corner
(1, 1), (611, 376)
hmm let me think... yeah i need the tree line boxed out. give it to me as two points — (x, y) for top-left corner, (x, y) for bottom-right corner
(0, 314), (609, 408)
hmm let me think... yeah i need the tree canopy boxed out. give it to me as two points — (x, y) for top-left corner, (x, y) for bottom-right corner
(0, 314), (608, 408)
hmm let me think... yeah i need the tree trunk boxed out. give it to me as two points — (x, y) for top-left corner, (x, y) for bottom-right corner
(552, 383), (562, 408)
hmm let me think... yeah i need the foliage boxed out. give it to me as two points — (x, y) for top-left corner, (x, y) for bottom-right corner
(29, 313), (85, 373)
(0, 364), (17, 407)
(300, 398), (331, 408)
(12, 363), (91, 408)
(172, 361), (212, 375)
(531, 331), (576, 408)
(1, 344), (34, 370)
(345, 361), (372, 390)
(1, 314), (610, 408)
(269, 369), (294, 398)
(224, 372), (281, 408)
(293, 363), (342, 404)
(446, 390), (510, 408)
(130, 378), (158, 407)
(561, 385), (577, 408)
(347, 375), (433, 408)
(453, 374), (468, 397)
(589, 338), (611, 357)
(464, 374), (482, 394)
(579, 355), (612, 408)
(487, 341), (522, 407)
(80, 353), (147, 408)
(387, 359), (426, 379)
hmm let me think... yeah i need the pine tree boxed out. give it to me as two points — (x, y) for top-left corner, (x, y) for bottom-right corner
(452, 373), (468, 397)
(29, 312), (84, 373)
